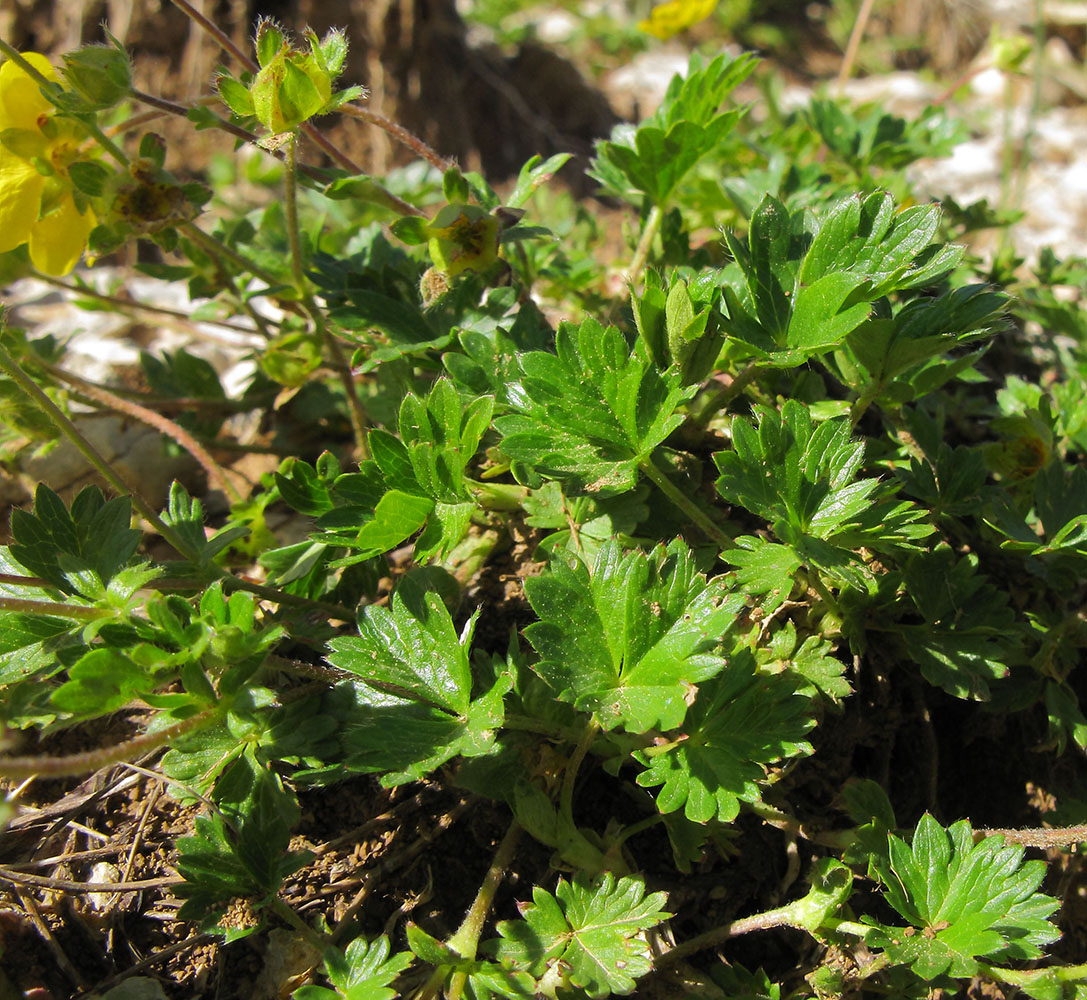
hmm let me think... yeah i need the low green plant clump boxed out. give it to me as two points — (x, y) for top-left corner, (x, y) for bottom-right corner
(0, 7), (1086, 999)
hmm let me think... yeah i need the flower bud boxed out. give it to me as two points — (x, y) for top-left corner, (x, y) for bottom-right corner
(60, 41), (131, 110)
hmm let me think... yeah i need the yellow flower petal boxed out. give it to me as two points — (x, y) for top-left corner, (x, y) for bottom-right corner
(638, 0), (719, 40)
(28, 193), (94, 275)
(0, 52), (58, 131)
(0, 145), (44, 254)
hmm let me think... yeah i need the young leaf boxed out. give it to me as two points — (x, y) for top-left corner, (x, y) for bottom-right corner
(523, 539), (742, 733)
(496, 317), (696, 496)
(634, 647), (815, 822)
(589, 52), (755, 206)
(292, 935), (413, 1000)
(491, 873), (669, 998)
(867, 815), (1061, 980)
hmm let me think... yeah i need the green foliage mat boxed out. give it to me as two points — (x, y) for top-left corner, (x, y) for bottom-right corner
(0, 24), (1086, 1000)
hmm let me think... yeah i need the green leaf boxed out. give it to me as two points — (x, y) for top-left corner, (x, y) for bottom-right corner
(589, 52), (755, 206)
(329, 574), (473, 714)
(719, 192), (963, 368)
(293, 936), (413, 1000)
(507, 153), (572, 209)
(491, 873), (669, 998)
(398, 377), (493, 504)
(714, 401), (880, 539)
(523, 538), (742, 733)
(496, 317), (696, 496)
(868, 815), (1061, 979)
(327, 575), (507, 784)
(10, 484), (140, 595)
(724, 535), (801, 613)
(895, 546), (1018, 699)
(216, 74), (254, 117)
(634, 647), (815, 822)
(51, 647), (162, 716)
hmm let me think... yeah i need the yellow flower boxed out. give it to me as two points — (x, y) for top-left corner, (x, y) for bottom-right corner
(638, 0), (719, 40)
(0, 52), (95, 275)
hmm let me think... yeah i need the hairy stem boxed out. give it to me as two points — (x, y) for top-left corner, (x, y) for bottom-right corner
(639, 456), (733, 549)
(43, 363), (242, 503)
(284, 133), (370, 459)
(447, 820), (522, 962)
(656, 904), (797, 968)
(626, 203), (663, 289)
(0, 596), (109, 620)
(561, 721), (600, 824)
(34, 270), (263, 335)
(0, 342), (198, 561)
(0, 706), (221, 779)
(690, 361), (763, 427)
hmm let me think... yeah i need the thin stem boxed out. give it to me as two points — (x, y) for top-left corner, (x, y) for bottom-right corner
(610, 812), (665, 847)
(0, 342), (199, 561)
(0, 706), (221, 779)
(0, 42), (59, 90)
(0, 574), (50, 588)
(169, 0), (255, 70)
(44, 363), (242, 503)
(975, 824), (1087, 848)
(625, 203), (663, 289)
(284, 133), (371, 459)
(639, 457), (733, 549)
(0, 596), (108, 620)
(284, 134), (310, 295)
(836, 0), (877, 86)
(656, 904), (796, 968)
(179, 221), (282, 289)
(269, 897), (330, 951)
(690, 361), (762, 427)
(446, 821), (522, 962)
(561, 721), (600, 823)
(34, 270), (264, 335)
(338, 103), (452, 173)
(0, 341), (354, 620)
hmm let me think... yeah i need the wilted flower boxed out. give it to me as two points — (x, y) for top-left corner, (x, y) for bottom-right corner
(0, 52), (96, 275)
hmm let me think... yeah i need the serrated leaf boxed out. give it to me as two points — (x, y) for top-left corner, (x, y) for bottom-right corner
(714, 401), (885, 540)
(868, 815), (1061, 980)
(724, 535), (801, 612)
(496, 317), (695, 496)
(523, 539), (742, 733)
(634, 647), (814, 821)
(293, 935), (413, 1000)
(328, 576), (507, 784)
(10, 484), (140, 594)
(328, 575), (473, 714)
(492, 873), (669, 998)
(589, 52), (755, 206)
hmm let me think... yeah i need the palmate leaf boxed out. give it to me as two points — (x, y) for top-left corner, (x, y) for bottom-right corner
(496, 317), (696, 496)
(895, 546), (1019, 700)
(327, 574), (507, 784)
(10, 483), (140, 594)
(868, 815), (1061, 980)
(719, 192), (963, 368)
(293, 936), (413, 1000)
(715, 400), (879, 537)
(490, 873), (669, 999)
(589, 51), (755, 206)
(522, 538), (743, 733)
(634, 648), (815, 822)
